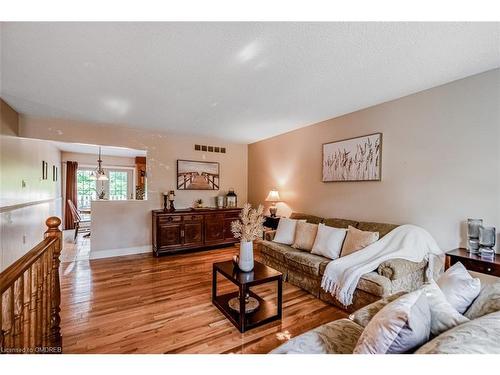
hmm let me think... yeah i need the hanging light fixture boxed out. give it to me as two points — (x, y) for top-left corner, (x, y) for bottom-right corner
(90, 146), (108, 181)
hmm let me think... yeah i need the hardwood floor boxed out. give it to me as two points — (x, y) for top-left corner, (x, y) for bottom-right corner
(60, 230), (90, 263)
(59, 246), (347, 353)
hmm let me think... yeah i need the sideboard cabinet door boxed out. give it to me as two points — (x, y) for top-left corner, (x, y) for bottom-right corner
(158, 223), (183, 249)
(204, 214), (225, 244)
(183, 220), (203, 247)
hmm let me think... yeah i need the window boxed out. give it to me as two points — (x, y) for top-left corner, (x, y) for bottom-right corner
(77, 169), (97, 209)
(109, 170), (128, 200)
(76, 167), (133, 205)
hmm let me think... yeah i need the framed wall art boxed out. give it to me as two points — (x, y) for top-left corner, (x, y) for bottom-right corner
(177, 160), (220, 190)
(322, 133), (382, 182)
(42, 161), (48, 180)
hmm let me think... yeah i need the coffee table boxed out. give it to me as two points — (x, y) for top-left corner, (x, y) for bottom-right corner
(212, 260), (283, 333)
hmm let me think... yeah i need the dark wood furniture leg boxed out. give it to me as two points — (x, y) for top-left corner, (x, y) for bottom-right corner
(239, 285), (246, 333)
(212, 264), (217, 302)
(74, 222), (79, 241)
(277, 276), (283, 320)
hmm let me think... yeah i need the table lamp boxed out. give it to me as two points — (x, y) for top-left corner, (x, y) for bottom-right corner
(265, 189), (281, 217)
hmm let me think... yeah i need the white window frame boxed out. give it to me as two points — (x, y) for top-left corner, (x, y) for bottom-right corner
(78, 164), (136, 201)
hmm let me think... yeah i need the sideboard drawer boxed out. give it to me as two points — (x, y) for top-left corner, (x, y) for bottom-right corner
(183, 214), (203, 222)
(224, 211), (240, 219)
(158, 215), (182, 224)
(451, 258), (500, 277)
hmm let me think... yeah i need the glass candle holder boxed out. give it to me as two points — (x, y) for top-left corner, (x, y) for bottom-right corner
(467, 218), (483, 239)
(467, 219), (483, 253)
(479, 226), (496, 257)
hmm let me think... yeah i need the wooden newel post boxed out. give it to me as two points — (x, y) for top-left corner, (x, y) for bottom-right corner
(44, 216), (62, 351)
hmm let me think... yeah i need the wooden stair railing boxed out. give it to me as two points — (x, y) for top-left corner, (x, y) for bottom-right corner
(0, 217), (62, 354)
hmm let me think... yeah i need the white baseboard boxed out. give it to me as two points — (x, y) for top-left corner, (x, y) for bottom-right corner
(89, 245), (152, 260)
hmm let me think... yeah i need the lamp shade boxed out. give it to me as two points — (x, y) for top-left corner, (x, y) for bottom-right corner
(265, 189), (281, 202)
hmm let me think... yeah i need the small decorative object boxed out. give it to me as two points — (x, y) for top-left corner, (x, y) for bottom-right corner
(228, 294), (260, 314)
(98, 189), (106, 200)
(322, 133), (382, 182)
(136, 185), (145, 200)
(168, 190), (175, 211)
(177, 160), (219, 190)
(226, 188), (237, 208)
(231, 203), (265, 272)
(265, 189), (281, 217)
(52, 165), (58, 182)
(194, 198), (203, 208)
(479, 226), (496, 257)
(162, 192), (169, 211)
(216, 195), (225, 208)
(467, 218), (483, 254)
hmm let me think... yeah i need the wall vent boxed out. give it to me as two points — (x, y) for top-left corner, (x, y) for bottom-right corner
(194, 144), (226, 153)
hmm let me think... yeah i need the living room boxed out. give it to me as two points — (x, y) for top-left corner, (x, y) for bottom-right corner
(1, 1), (500, 374)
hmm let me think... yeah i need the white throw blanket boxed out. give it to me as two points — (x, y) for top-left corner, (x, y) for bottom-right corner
(321, 224), (443, 307)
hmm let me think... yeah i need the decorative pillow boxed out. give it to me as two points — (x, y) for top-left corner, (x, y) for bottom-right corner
(465, 281), (500, 320)
(415, 311), (500, 354)
(437, 262), (481, 314)
(310, 223), (347, 259)
(353, 289), (431, 354)
(273, 218), (305, 245)
(291, 221), (319, 251)
(422, 281), (469, 336)
(341, 226), (379, 257)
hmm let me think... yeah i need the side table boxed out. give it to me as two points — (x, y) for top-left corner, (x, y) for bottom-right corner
(445, 248), (500, 277)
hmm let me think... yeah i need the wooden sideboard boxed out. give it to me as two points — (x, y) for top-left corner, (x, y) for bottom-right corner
(152, 208), (241, 256)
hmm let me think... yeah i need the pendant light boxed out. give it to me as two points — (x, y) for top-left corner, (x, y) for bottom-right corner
(90, 146), (108, 181)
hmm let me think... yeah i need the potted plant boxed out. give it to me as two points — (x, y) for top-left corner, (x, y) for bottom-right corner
(231, 203), (265, 272)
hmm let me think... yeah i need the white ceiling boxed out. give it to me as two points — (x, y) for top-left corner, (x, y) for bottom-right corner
(50, 141), (146, 157)
(1, 22), (499, 143)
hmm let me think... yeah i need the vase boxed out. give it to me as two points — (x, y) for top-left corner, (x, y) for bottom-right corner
(238, 240), (254, 272)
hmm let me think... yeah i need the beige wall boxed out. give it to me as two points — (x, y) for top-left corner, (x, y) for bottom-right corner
(1, 100), (62, 270)
(248, 69), (500, 252)
(19, 117), (248, 255)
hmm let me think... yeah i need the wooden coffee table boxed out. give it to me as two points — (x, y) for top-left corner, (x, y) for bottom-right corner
(212, 260), (283, 333)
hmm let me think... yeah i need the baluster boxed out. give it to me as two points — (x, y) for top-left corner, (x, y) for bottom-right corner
(13, 277), (23, 349)
(0, 290), (3, 351)
(29, 263), (37, 349)
(44, 216), (62, 351)
(41, 252), (47, 348)
(1, 290), (13, 351)
(35, 259), (42, 348)
(1, 287), (14, 350)
(22, 269), (31, 349)
(45, 248), (53, 349)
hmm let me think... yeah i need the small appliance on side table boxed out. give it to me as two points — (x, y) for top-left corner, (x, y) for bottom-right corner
(445, 248), (500, 277)
(212, 260), (283, 333)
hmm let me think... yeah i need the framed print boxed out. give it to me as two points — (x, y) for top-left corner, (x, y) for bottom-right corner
(322, 133), (382, 182)
(42, 161), (48, 180)
(177, 160), (220, 190)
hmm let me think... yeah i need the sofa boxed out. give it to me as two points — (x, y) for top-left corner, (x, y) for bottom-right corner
(260, 213), (431, 312)
(270, 282), (500, 354)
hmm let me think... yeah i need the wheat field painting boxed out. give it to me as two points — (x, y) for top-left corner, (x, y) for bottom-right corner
(322, 133), (382, 182)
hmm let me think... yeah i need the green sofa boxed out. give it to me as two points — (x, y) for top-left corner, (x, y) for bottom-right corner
(260, 212), (429, 312)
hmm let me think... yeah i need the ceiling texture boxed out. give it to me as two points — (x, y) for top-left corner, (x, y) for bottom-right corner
(1, 22), (499, 143)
